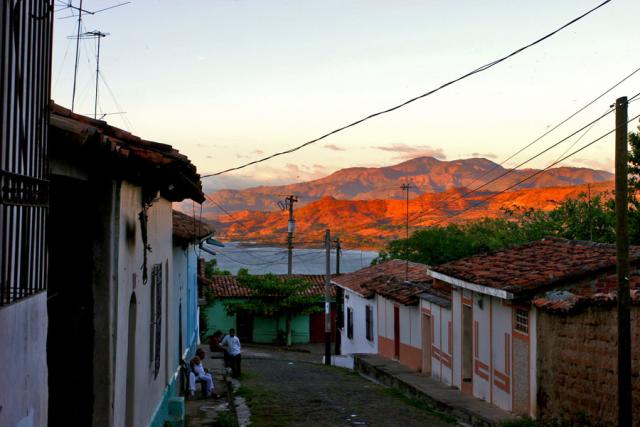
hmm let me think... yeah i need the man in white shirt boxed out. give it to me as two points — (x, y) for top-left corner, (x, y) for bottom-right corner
(220, 328), (242, 378)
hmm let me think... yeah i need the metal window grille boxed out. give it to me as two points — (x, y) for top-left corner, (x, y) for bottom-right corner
(150, 263), (162, 378)
(365, 305), (373, 341)
(1, 1), (53, 307)
(347, 307), (353, 339)
(515, 308), (529, 334)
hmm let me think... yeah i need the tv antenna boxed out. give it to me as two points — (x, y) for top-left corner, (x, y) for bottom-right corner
(57, 1), (130, 111)
(68, 30), (109, 119)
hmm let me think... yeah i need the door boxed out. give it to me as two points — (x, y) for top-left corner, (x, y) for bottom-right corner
(421, 314), (432, 375)
(125, 294), (137, 427)
(394, 306), (400, 359)
(236, 310), (253, 343)
(462, 303), (473, 394)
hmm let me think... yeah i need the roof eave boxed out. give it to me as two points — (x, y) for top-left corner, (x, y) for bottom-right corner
(428, 270), (514, 300)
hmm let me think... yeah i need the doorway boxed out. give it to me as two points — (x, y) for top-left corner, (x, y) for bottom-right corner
(462, 303), (473, 394)
(236, 310), (253, 343)
(125, 294), (137, 427)
(394, 306), (400, 359)
(421, 314), (432, 374)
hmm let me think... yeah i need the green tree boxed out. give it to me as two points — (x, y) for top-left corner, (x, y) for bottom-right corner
(223, 269), (322, 346)
(204, 258), (231, 277)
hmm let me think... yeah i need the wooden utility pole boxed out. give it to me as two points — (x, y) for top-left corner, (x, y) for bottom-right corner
(334, 237), (342, 355)
(401, 183), (412, 281)
(615, 95), (631, 426)
(324, 229), (332, 365)
(284, 195), (298, 276)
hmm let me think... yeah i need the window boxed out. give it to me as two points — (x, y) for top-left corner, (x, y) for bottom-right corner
(347, 307), (354, 339)
(365, 305), (373, 341)
(150, 263), (162, 377)
(515, 308), (529, 334)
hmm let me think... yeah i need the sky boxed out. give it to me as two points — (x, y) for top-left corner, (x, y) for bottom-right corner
(51, 0), (640, 191)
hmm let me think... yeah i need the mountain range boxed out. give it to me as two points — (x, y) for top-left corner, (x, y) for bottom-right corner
(203, 157), (612, 213)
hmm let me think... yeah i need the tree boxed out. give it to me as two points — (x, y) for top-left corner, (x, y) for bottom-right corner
(223, 269), (322, 346)
(204, 258), (231, 277)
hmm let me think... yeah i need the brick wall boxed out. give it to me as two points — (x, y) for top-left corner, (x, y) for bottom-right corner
(536, 306), (640, 424)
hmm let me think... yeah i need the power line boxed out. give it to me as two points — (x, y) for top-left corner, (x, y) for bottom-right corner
(414, 111), (640, 227)
(201, 0), (611, 178)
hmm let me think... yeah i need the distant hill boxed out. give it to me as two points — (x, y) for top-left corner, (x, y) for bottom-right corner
(202, 157), (613, 214)
(212, 180), (614, 249)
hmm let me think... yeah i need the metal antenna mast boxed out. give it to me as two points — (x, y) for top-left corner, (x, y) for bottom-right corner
(60, 1), (130, 111)
(68, 30), (109, 119)
(401, 182), (413, 281)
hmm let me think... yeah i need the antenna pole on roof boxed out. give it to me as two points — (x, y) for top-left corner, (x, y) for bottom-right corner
(401, 182), (413, 281)
(614, 96), (632, 426)
(70, 0), (83, 112)
(324, 229), (332, 366)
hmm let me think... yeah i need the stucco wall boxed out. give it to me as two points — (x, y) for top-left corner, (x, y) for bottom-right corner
(536, 306), (640, 424)
(377, 296), (422, 371)
(112, 183), (175, 427)
(0, 293), (48, 427)
(341, 289), (377, 354)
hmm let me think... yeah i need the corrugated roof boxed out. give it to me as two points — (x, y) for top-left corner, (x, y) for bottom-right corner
(430, 237), (640, 297)
(332, 259), (430, 297)
(202, 274), (335, 298)
(50, 102), (204, 203)
(173, 210), (213, 244)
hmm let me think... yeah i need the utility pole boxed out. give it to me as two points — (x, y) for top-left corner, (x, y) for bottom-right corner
(282, 195), (298, 276)
(615, 96), (631, 427)
(587, 183), (593, 241)
(401, 183), (412, 281)
(334, 237), (342, 355)
(324, 229), (331, 365)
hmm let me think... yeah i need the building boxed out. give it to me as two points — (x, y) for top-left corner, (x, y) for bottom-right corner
(428, 237), (640, 421)
(332, 259), (429, 356)
(201, 273), (335, 344)
(48, 103), (205, 426)
(0, 2), (53, 427)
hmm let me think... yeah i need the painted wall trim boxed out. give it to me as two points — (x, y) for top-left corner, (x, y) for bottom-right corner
(428, 271), (514, 300)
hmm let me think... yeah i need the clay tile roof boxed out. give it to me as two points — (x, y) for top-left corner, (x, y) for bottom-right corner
(202, 274), (335, 298)
(362, 276), (426, 305)
(331, 259), (429, 297)
(49, 102), (204, 203)
(173, 210), (213, 244)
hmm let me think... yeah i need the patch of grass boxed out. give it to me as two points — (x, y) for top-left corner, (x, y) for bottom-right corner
(382, 388), (456, 424)
(214, 411), (237, 427)
(238, 371), (257, 381)
(236, 382), (294, 426)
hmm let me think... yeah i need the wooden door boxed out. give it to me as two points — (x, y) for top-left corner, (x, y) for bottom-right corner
(394, 306), (400, 359)
(421, 314), (432, 374)
(236, 311), (253, 343)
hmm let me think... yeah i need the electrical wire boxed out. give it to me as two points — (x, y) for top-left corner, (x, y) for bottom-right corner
(202, 0), (612, 178)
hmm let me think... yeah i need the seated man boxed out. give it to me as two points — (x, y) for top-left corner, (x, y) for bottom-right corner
(188, 355), (218, 398)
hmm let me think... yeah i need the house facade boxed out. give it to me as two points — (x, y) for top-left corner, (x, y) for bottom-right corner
(332, 260), (429, 356)
(0, 2), (53, 427)
(428, 237), (640, 421)
(48, 103), (205, 427)
(202, 274), (335, 344)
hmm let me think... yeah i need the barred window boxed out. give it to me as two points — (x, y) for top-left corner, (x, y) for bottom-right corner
(347, 307), (354, 339)
(150, 264), (162, 377)
(515, 308), (529, 334)
(365, 305), (373, 341)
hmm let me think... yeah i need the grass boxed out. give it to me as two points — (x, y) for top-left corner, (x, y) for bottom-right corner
(213, 411), (237, 427)
(236, 383), (294, 427)
(382, 388), (457, 424)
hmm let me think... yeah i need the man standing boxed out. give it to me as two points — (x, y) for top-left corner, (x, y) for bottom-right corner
(221, 328), (242, 378)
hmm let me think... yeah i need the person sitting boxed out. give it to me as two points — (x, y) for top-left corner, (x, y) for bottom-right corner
(188, 355), (218, 398)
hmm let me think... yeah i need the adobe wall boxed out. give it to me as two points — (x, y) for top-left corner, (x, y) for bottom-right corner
(536, 306), (640, 425)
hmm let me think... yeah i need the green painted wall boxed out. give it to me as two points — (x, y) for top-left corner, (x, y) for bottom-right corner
(205, 298), (310, 344)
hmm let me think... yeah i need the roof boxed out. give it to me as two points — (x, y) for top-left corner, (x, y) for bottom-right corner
(532, 273), (640, 314)
(429, 238), (640, 298)
(362, 276), (426, 305)
(331, 259), (430, 297)
(49, 102), (204, 203)
(173, 210), (213, 245)
(202, 274), (335, 298)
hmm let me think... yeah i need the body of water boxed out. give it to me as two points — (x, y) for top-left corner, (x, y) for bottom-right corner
(205, 242), (378, 275)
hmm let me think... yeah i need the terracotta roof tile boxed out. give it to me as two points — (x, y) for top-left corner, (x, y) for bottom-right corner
(332, 259), (430, 297)
(201, 274), (334, 298)
(431, 238), (640, 297)
(173, 210), (213, 244)
(50, 102), (204, 203)
(362, 276), (427, 305)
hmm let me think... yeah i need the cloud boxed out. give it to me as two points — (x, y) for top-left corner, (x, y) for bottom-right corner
(235, 149), (266, 159)
(470, 152), (498, 159)
(372, 143), (446, 161)
(569, 157), (614, 172)
(324, 144), (345, 151)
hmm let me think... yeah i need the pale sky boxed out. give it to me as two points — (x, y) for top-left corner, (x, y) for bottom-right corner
(52, 0), (640, 191)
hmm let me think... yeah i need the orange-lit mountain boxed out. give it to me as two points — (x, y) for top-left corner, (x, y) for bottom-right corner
(213, 181), (613, 250)
(205, 157), (612, 213)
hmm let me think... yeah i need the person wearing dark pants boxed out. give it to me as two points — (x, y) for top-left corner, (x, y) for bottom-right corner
(221, 328), (242, 378)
